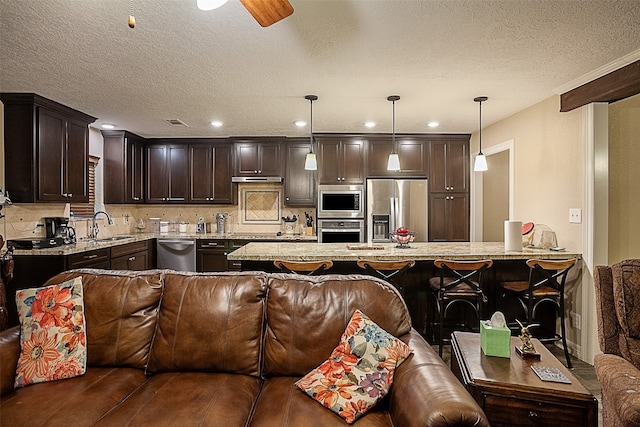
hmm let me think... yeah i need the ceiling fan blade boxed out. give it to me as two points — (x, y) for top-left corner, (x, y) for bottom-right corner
(239, 0), (293, 27)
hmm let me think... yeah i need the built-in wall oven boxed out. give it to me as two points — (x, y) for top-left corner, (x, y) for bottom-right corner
(317, 185), (364, 219)
(318, 219), (365, 243)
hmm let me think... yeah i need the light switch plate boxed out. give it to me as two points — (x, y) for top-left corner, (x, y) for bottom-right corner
(569, 208), (582, 224)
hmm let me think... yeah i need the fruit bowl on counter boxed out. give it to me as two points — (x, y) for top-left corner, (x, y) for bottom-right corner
(390, 227), (415, 248)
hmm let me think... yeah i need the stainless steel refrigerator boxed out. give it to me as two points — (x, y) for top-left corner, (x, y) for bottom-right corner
(366, 179), (428, 243)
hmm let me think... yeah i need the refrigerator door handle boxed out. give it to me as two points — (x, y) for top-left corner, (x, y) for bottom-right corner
(394, 197), (400, 229)
(390, 197), (396, 233)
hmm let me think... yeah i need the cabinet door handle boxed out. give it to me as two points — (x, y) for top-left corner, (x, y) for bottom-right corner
(85, 254), (98, 259)
(128, 256), (136, 261)
(254, 170), (258, 174)
(258, 170), (262, 174)
(527, 411), (539, 420)
(133, 197), (140, 201)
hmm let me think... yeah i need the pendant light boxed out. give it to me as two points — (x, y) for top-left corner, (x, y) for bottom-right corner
(473, 96), (488, 172)
(304, 95), (318, 171)
(387, 95), (401, 171)
(197, 0), (229, 11)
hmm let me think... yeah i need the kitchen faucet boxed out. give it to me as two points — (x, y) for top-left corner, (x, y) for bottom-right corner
(91, 211), (114, 239)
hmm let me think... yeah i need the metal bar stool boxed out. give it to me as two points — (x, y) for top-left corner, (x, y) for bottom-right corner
(429, 259), (493, 357)
(499, 258), (576, 368)
(273, 259), (333, 275)
(356, 260), (415, 298)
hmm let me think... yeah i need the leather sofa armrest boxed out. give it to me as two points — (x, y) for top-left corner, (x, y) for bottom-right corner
(0, 326), (20, 397)
(389, 329), (489, 427)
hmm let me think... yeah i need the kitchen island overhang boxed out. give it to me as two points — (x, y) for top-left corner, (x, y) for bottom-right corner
(228, 241), (583, 342)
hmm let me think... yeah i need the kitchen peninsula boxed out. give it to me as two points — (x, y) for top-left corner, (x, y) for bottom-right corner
(229, 241), (582, 330)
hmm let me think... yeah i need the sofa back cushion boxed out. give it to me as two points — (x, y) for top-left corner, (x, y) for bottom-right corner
(263, 273), (412, 377)
(147, 272), (267, 377)
(45, 269), (164, 369)
(612, 259), (640, 369)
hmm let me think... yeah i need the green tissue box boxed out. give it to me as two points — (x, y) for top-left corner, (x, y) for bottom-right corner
(480, 320), (511, 358)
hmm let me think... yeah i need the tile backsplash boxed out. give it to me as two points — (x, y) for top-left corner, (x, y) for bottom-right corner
(0, 184), (316, 244)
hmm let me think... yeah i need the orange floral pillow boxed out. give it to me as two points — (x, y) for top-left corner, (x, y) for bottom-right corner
(296, 309), (412, 424)
(14, 277), (87, 388)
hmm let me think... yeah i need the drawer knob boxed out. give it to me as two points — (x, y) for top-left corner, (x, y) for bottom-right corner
(528, 410), (539, 420)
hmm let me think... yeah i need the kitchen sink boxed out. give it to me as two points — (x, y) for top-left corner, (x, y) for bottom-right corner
(95, 235), (134, 242)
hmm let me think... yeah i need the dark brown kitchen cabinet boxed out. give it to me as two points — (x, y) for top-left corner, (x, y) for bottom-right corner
(234, 138), (283, 177)
(145, 143), (189, 203)
(429, 138), (469, 193)
(284, 139), (316, 206)
(102, 130), (145, 203)
(316, 135), (365, 184)
(196, 240), (228, 272)
(66, 248), (111, 269)
(367, 136), (428, 177)
(0, 93), (96, 203)
(110, 240), (150, 270)
(189, 141), (235, 204)
(429, 192), (469, 242)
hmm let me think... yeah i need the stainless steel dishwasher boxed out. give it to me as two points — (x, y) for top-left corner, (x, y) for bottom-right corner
(156, 238), (196, 271)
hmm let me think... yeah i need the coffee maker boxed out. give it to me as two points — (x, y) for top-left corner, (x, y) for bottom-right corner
(45, 217), (76, 244)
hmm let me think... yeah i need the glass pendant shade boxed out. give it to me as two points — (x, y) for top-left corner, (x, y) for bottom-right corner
(304, 152), (317, 170)
(197, 0), (229, 11)
(474, 153), (488, 171)
(387, 153), (401, 171)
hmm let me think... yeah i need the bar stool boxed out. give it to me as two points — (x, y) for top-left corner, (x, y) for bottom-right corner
(499, 258), (576, 368)
(356, 260), (415, 298)
(429, 259), (493, 357)
(273, 259), (333, 275)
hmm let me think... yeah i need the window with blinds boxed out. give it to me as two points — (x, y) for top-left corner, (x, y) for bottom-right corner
(70, 155), (98, 218)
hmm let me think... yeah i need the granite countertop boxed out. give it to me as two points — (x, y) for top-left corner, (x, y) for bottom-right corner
(8, 232), (316, 256)
(227, 241), (581, 261)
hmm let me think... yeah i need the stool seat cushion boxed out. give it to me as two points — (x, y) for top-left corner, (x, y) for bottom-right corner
(428, 277), (479, 293)
(500, 281), (559, 297)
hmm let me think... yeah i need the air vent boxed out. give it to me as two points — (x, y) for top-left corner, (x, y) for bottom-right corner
(165, 118), (189, 127)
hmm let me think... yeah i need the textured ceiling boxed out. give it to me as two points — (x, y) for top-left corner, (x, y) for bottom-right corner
(1, 0), (639, 138)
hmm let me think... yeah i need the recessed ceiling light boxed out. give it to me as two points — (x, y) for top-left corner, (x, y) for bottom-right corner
(364, 121), (376, 128)
(211, 120), (223, 127)
(427, 121), (440, 128)
(294, 120), (307, 127)
(101, 124), (115, 129)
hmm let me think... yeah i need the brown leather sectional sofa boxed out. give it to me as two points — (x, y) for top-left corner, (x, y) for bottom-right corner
(0, 269), (489, 426)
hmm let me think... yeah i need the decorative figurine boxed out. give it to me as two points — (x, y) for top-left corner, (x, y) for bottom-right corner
(515, 319), (540, 359)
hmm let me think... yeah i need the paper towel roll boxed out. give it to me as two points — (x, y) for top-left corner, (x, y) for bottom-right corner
(504, 220), (523, 252)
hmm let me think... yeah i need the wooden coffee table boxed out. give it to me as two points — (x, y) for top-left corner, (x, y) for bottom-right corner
(451, 331), (597, 427)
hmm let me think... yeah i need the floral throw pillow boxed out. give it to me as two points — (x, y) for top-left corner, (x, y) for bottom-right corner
(296, 309), (412, 424)
(14, 276), (87, 388)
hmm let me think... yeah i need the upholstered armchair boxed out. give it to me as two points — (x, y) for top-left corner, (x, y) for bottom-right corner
(594, 259), (640, 426)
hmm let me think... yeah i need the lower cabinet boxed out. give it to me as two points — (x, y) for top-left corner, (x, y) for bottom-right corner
(66, 248), (111, 269)
(110, 241), (151, 270)
(196, 240), (228, 272)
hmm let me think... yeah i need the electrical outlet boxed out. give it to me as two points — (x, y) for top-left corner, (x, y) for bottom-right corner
(569, 208), (582, 224)
(571, 312), (582, 329)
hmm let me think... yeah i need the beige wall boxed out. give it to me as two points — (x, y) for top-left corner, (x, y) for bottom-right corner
(482, 150), (509, 241)
(478, 95), (584, 252)
(608, 93), (640, 264)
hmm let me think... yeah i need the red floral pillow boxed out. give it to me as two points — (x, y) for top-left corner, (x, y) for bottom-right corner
(296, 309), (412, 423)
(14, 277), (87, 388)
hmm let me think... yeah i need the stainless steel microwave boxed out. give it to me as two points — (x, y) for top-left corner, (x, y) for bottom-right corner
(317, 184), (364, 218)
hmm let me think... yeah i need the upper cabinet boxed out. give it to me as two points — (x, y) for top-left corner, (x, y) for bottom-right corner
(102, 130), (145, 203)
(189, 141), (235, 204)
(233, 137), (283, 177)
(283, 139), (316, 206)
(316, 135), (365, 184)
(145, 142), (189, 203)
(1, 93), (96, 203)
(429, 138), (469, 193)
(367, 136), (428, 177)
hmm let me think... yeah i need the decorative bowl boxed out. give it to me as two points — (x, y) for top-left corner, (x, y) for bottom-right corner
(390, 231), (415, 248)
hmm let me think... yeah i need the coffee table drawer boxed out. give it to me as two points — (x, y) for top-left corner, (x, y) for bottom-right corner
(484, 393), (587, 426)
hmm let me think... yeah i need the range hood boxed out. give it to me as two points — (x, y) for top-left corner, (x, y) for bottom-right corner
(232, 176), (283, 183)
